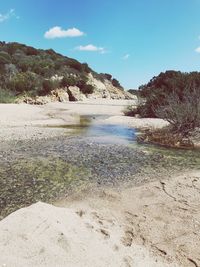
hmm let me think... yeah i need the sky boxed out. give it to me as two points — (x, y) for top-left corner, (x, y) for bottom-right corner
(0, 0), (200, 89)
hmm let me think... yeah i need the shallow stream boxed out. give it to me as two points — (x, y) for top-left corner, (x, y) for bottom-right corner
(0, 115), (199, 218)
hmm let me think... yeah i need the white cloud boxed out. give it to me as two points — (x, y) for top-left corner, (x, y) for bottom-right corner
(122, 54), (130, 60)
(44, 26), (84, 39)
(76, 44), (106, 53)
(0, 9), (18, 22)
(195, 47), (200, 53)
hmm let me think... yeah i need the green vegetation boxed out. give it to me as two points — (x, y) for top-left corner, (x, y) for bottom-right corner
(0, 157), (91, 218)
(99, 73), (123, 89)
(0, 88), (16, 103)
(0, 41), (122, 102)
(128, 71), (200, 136)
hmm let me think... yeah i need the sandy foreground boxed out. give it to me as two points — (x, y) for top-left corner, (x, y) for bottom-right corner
(1, 171), (200, 267)
(0, 100), (198, 267)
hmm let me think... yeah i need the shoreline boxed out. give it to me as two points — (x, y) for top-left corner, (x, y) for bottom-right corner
(0, 100), (168, 141)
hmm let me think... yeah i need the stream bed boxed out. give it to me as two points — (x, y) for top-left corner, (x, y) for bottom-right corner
(0, 116), (199, 219)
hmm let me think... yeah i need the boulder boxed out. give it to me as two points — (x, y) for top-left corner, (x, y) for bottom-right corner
(15, 96), (51, 105)
(67, 86), (86, 101)
(51, 88), (69, 102)
(87, 73), (137, 100)
(87, 73), (111, 99)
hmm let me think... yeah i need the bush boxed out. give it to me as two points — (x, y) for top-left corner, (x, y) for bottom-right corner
(60, 76), (77, 87)
(8, 72), (41, 95)
(76, 79), (94, 94)
(137, 71), (200, 117)
(155, 87), (200, 136)
(104, 73), (112, 81)
(0, 51), (11, 65)
(40, 79), (56, 95)
(0, 88), (15, 103)
(82, 63), (91, 73)
(112, 78), (123, 89)
(80, 84), (94, 94)
(26, 46), (39, 56)
(67, 59), (83, 72)
(137, 128), (194, 148)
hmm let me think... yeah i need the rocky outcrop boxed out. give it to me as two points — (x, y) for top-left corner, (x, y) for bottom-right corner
(16, 74), (137, 105)
(16, 88), (69, 105)
(15, 95), (51, 105)
(87, 73), (137, 100)
(67, 86), (87, 101)
(51, 88), (69, 102)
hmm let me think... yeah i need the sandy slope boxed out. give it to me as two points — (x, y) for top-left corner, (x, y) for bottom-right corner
(1, 171), (200, 266)
(0, 202), (173, 267)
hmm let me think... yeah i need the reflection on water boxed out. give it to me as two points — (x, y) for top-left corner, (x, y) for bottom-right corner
(60, 115), (200, 166)
(85, 124), (137, 144)
(60, 115), (137, 144)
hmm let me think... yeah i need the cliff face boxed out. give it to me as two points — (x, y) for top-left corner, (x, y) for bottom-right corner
(87, 73), (135, 100)
(0, 41), (136, 103)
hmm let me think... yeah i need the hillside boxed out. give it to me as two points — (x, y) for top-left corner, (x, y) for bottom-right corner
(0, 41), (134, 103)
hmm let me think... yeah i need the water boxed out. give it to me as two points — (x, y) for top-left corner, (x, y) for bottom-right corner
(59, 115), (137, 144)
(59, 115), (200, 170)
(1, 115), (200, 218)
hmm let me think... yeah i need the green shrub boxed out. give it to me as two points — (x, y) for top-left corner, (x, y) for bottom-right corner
(137, 71), (200, 117)
(60, 76), (77, 87)
(41, 80), (55, 95)
(67, 59), (83, 72)
(0, 51), (11, 65)
(0, 88), (15, 103)
(76, 79), (94, 94)
(0, 41), (122, 99)
(82, 63), (91, 73)
(136, 71), (200, 135)
(80, 84), (94, 94)
(8, 72), (40, 94)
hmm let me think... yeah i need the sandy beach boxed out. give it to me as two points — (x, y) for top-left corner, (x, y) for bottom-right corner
(0, 100), (198, 267)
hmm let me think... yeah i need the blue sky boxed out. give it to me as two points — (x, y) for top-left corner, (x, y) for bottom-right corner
(0, 0), (200, 89)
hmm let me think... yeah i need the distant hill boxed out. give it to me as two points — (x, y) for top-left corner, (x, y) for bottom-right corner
(0, 41), (134, 103)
